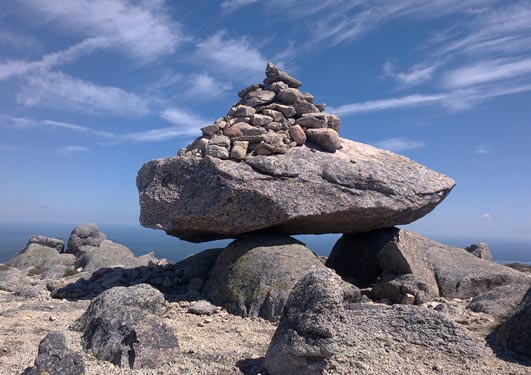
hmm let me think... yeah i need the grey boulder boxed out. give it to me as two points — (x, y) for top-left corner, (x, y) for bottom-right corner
(66, 223), (106, 256)
(71, 284), (180, 369)
(75, 239), (141, 273)
(468, 283), (530, 319)
(24, 331), (85, 375)
(496, 287), (531, 356)
(205, 233), (329, 322)
(465, 242), (493, 260)
(138, 139), (455, 242)
(264, 269), (486, 375)
(328, 228), (530, 299)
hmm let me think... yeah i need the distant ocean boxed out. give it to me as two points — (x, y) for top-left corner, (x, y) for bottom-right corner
(1, 222), (530, 265)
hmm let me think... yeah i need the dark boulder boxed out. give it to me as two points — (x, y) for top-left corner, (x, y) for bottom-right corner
(24, 331), (85, 375)
(496, 287), (531, 356)
(71, 284), (180, 369)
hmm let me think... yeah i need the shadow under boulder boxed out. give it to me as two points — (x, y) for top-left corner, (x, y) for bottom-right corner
(496, 287), (531, 357)
(205, 233), (330, 322)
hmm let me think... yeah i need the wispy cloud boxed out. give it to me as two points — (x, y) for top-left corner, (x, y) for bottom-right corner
(373, 138), (425, 152)
(330, 81), (531, 116)
(1, 109), (206, 143)
(16, 70), (149, 116)
(329, 94), (447, 116)
(0, 37), (111, 81)
(20, 0), (185, 61)
(58, 145), (91, 156)
(0, 29), (41, 51)
(195, 31), (267, 81)
(443, 57), (531, 89)
(383, 61), (441, 86)
(186, 73), (232, 99)
(475, 145), (492, 155)
(221, 0), (258, 14)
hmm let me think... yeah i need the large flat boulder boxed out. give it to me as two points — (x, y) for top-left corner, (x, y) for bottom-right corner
(264, 269), (487, 375)
(205, 233), (331, 322)
(138, 139), (454, 242)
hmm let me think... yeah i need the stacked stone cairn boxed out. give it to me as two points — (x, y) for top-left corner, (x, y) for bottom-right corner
(181, 62), (342, 160)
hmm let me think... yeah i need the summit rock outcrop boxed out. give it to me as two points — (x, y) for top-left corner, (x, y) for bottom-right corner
(137, 63), (454, 242)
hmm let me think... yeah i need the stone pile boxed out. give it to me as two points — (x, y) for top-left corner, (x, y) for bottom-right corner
(181, 62), (342, 160)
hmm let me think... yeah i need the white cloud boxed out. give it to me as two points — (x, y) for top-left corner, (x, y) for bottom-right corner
(58, 145), (91, 156)
(195, 32), (267, 80)
(475, 145), (492, 155)
(383, 62), (440, 86)
(186, 73), (231, 99)
(480, 213), (493, 221)
(0, 37), (111, 81)
(329, 94), (447, 116)
(221, 0), (258, 14)
(1, 112), (205, 143)
(329, 81), (531, 116)
(0, 30), (40, 51)
(16, 71), (149, 116)
(443, 57), (531, 89)
(20, 0), (184, 61)
(373, 138), (425, 152)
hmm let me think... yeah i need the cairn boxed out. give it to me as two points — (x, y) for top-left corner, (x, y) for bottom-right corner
(180, 62), (342, 160)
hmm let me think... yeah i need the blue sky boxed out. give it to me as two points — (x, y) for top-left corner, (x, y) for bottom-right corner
(1, 0), (531, 240)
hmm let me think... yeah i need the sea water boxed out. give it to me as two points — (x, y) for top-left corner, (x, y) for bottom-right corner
(1, 222), (530, 265)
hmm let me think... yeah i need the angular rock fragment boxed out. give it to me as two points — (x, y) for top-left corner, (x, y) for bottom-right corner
(264, 62), (302, 88)
(465, 242), (493, 260)
(295, 113), (328, 128)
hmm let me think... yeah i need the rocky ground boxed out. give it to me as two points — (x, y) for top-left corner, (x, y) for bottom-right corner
(0, 290), (277, 375)
(1, 288), (530, 375)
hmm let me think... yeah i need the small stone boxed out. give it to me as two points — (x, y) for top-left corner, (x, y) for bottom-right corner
(230, 105), (256, 117)
(264, 81), (288, 93)
(242, 88), (276, 107)
(277, 88), (303, 105)
(305, 128), (341, 152)
(302, 92), (314, 103)
(197, 322), (205, 327)
(289, 125), (307, 146)
(401, 293), (416, 305)
(263, 62), (303, 88)
(201, 124), (219, 137)
(235, 122), (267, 136)
(49, 315), (57, 321)
(188, 300), (216, 316)
(187, 137), (209, 156)
(223, 124), (243, 138)
(238, 84), (263, 99)
(264, 122), (282, 131)
(296, 113), (328, 128)
(316, 103), (327, 111)
(251, 114), (273, 126)
(209, 135), (231, 148)
(262, 109), (284, 122)
(326, 114), (341, 131)
(294, 98), (320, 116)
(206, 144), (229, 159)
(230, 141), (249, 160)
(273, 104), (297, 118)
